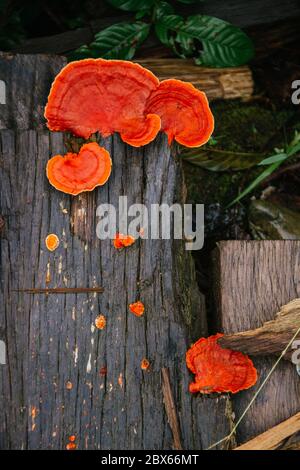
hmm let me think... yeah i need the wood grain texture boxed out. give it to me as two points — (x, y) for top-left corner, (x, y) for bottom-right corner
(0, 52), (66, 130)
(218, 298), (300, 361)
(212, 241), (300, 445)
(0, 130), (232, 450)
(137, 60), (253, 101)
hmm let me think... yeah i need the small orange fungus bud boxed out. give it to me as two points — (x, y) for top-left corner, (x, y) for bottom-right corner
(129, 301), (144, 317)
(66, 442), (76, 450)
(68, 435), (76, 442)
(45, 233), (59, 251)
(66, 381), (73, 390)
(141, 358), (150, 370)
(95, 314), (106, 330)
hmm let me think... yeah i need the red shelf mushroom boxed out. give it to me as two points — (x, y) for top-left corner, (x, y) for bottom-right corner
(146, 79), (214, 147)
(44, 59), (161, 147)
(46, 142), (112, 195)
(45, 59), (214, 149)
(186, 333), (258, 394)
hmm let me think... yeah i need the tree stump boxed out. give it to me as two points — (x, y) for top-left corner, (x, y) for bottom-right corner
(0, 53), (232, 450)
(213, 241), (300, 445)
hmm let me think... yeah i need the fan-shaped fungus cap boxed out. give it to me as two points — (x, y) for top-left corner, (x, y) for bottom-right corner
(45, 59), (161, 147)
(186, 333), (258, 394)
(46, 142), (111, 195)
(146, 79), (214, 147)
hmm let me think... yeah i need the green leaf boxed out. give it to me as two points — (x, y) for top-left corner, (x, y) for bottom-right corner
(154, 1), (174, 19)
(155, 14), (254, 67)
(108, 0), (154, 11)
(71, 22), (150, 60)
(258, 153), (288, 166)
(228, 161), (283, 207)
(180, 146), (263, 171)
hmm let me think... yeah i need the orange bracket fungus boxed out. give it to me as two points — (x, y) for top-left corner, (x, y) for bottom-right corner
(146, 79), (214, 147)
(129, 301), (145, 317)
(45, 59), (214, 148)
(45, 233), (60, 252)
(45, 59), (161, 147)
(46, 142), (111, 195)
(186, 333), (258, 394)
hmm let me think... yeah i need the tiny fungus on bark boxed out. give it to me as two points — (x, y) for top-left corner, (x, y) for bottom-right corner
(66, 381), (73, 390)
(45, 233), (60, 252)
(95, 314), (106, 330)
(129, 301), (145, 317)
(113, 233), (136, 249)
(46, 142), (112, 195)
(45, 58), (214, 148)
(186, 333), (258, 394)
(141, 358), (150, 370)
(66, 442), (76, 450)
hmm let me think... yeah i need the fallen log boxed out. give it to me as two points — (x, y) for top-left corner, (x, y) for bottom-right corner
(218, 298), (300, 361)
(234, 412), (300, 450)
(137, 59), (254, 101)
(0, 52), (232, 450)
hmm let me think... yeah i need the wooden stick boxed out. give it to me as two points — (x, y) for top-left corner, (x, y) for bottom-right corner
(218, 298), (300, 361)
(14, 287), (104, 294)
(234, 412), (300, 450)
(161, 367), (183, 450)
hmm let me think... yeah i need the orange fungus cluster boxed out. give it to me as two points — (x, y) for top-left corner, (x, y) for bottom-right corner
(45, 58), (214, 149)
(186, 333), (258, 394)
(113, 233), (136, 249)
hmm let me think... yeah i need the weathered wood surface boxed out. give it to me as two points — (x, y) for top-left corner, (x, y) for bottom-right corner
(0, 52), (66, 130)
(213, 241), (300, 445)
(235, 412), (300, 451)
(218, 298), (300, 361)
(0, 53), (232, 449)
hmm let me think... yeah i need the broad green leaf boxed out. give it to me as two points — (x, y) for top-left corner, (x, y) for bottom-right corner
(108, 0), (154, 11)
(228, 161), (283, 207)
(258, 153), (287, 166)
(155, 14), (254, 67)
(72, 22), (150, 60)
(180, 147), (263, 171)
(154, 1), (174, 19)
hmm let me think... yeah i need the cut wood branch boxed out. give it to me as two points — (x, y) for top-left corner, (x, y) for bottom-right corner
(161, 368), (183, 451)
(137, 59), (253, 101)
(218, 298), (300, 361)
(234, 412), (300, 450)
